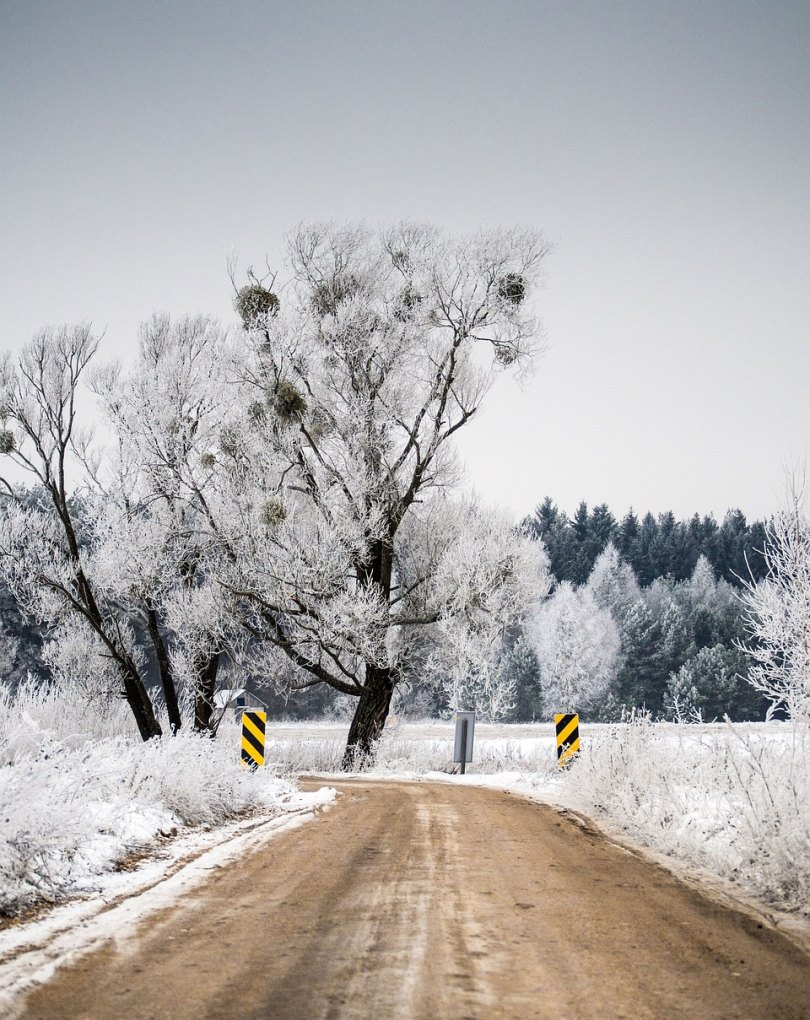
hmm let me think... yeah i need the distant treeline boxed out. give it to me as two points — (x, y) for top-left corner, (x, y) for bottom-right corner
(524, 498), (768, 587)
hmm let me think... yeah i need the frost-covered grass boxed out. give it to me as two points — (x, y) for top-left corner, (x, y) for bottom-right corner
(0, 682), (307, 918)
(258, 715), (810, 917)
(559, 717), (810, 916)
(5, 689), (808, 923)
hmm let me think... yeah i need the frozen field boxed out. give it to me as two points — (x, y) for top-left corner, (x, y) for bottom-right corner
(237, 715), (794, 776)
(254, 717), (561, 773)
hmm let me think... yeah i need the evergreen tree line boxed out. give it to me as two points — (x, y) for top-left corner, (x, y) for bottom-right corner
(526, 498), (769, 587)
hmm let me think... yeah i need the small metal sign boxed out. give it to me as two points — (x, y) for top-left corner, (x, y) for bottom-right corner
(555, 713), (580, 767)
(453, 711), (476, 774)
(241, 710), (267, 769)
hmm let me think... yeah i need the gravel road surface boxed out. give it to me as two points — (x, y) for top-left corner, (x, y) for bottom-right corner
(18, 779), (810, 1019)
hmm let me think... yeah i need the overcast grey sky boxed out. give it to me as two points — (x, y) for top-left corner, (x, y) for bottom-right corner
(2, 1), (808, 521)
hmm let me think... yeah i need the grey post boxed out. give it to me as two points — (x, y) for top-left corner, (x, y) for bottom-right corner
(453, 711), (476, 775)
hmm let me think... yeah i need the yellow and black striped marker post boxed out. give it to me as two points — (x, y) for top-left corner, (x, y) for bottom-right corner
(240, 710), (266, 769)
(555, 713), (580, 767)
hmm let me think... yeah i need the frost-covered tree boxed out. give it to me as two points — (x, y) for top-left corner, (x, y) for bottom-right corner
(586, 542), (641, 621)
(412, 503), (550, 723)
(685, 554), (718, 608)
(212, 222), (552, 764)
(90, 313), (237, 733)
(663, 644), (748, 721)
(527, 581), (620, 717)
(497, 634), (543, 721)
(0, 327), (162, 739)
(0, 224), (552, 759)
(616, 598), (664, 711)
(740, 493), (810, 720)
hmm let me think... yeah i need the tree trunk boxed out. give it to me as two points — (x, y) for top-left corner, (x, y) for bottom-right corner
(121, 658), (163, 741)
(145, 605), (182, 734)
(341, 665), (395, 770)
(193, 651), (221, 734)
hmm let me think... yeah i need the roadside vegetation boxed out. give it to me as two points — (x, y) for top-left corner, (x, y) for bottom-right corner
(0, 679), (304, 918)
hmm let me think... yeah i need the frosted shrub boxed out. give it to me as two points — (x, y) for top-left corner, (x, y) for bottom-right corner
(563, 715), (810, 914)
(0, 686), (299, 917)
(0, 756), (97, 913)
(0, 677), (138, 759)
(723, 722), (810, 907)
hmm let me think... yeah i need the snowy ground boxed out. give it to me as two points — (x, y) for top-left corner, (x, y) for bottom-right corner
(255, 716), (560, 773)
(0, 791), (335, 1014)
(0, 682), (337, 920)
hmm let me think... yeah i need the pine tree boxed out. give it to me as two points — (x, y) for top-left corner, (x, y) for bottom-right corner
(634, 513), (660, 585)
(617, 599), (663, 709)
(616, 508), (640, 563)
(664, 644), (754, 721)
(499, 636), (543, 721)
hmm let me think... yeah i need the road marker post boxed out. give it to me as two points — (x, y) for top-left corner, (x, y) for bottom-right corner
(453, 711), (476, 775)
(555, 713), (580, 767)
(241, 710), (267, 769)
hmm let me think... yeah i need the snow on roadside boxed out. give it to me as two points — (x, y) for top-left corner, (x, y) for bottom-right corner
(4, 703), (809, 986)
(552, 718), (810, 919)
(0, 729), (325, 918)
(0, 682), (337, 920)
(0, 788), (335, 1014)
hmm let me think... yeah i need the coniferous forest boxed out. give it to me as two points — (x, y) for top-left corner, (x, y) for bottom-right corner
(402, 499), (770, 723)
(526, 498), (768, 588)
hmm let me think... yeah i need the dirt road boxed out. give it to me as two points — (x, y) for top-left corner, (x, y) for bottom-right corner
(17, 780), (810, 1019)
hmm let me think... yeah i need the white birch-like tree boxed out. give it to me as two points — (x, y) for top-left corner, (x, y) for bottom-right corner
(527, 581), (620, 717)
(0, 326), (163, 739)
(217, 222), (552, 763)
(89, 313), (237, 733)
(740, 491), (810, 721)
(586, 541), (641, 619)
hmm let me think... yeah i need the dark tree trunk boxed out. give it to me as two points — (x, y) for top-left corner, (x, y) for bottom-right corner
(63, 564), (163, 741)
(341, 665), (395, 770)
(340, 532), (397, 769)
(38, 464), (163, 741)
(193, 651), (221, 733)
(121, 657), (163, 741)
(145, 605), (182, 734)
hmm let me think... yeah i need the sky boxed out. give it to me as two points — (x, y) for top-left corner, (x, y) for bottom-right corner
(2, 0), (808, 523)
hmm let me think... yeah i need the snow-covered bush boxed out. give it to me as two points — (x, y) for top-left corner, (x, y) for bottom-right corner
(0, 683), (301, 917)
(0, 676), (139, 753)
(562, 715), (810, 914)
